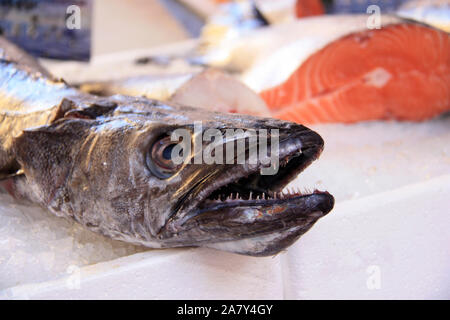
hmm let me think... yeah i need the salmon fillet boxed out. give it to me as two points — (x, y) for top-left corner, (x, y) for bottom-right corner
(260, 23), (450, 124)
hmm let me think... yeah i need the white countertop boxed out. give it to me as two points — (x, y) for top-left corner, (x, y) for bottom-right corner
(2, 117), (449, 299)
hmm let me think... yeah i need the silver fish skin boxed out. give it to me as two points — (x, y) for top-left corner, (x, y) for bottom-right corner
(0, 37), (334, 256)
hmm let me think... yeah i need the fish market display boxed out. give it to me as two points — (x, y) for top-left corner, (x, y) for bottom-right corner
(260, 18), (450, 123)
(235, 15), (449, 124)
(0, 37), (333, 256)
(82, 15), (449, 124)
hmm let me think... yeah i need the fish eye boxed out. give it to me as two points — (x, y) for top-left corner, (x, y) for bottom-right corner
(147, 135), (183, 179)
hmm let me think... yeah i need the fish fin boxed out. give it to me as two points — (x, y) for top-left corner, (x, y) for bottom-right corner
(50, 97), (117, 123)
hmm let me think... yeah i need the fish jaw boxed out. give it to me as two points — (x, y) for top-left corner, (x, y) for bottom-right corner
(158, 124), (334, 255)
(177, 191), (333, 256)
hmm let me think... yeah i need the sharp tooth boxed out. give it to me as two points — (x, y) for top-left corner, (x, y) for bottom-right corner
(249, 191), (253, 199)
(236, 192), (240, 199)
(257, 195), (260, 200)
(262, 193), (266, 200)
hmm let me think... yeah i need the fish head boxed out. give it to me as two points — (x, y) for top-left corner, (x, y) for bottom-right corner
(13, 95), (333, 256)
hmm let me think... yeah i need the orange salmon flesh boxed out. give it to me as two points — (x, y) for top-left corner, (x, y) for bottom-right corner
(260, 23), (450, 124)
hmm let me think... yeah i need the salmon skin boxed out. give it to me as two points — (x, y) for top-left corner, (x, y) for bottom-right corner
(0, 37), (334, 257)
(258, 16), (450, 124)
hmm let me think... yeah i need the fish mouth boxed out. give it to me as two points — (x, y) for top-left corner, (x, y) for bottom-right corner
(161, 126), (334, 255)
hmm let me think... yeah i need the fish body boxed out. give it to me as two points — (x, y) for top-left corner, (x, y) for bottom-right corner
(0, 37), (79, 175)
(0, 38), (333, 256)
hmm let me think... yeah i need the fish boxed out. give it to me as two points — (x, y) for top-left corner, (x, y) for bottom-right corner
(79, 69), (271, 117)
(0, 37), (334, 256)
(192, 15), (450, 124)
(255, 16), (450, 123)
